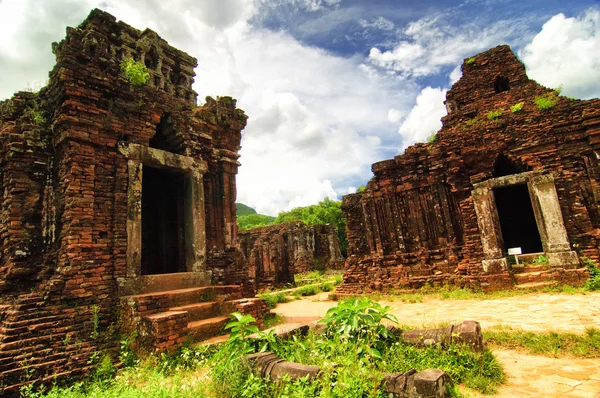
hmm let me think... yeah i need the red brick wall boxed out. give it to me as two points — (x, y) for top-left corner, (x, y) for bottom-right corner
(340, 45), (600, 293)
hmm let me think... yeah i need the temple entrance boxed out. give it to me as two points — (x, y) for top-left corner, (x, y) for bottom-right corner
(141, 166), (186, 275)
(493, 184), (543, 254)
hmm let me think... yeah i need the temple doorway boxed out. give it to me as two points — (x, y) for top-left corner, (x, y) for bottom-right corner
(493, 184), (543, 254)
(141, 165), (186, 275)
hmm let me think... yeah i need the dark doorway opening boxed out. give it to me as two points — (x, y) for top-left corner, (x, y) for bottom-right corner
(494, 184), (543, 254)
(141, 166), (186, 275)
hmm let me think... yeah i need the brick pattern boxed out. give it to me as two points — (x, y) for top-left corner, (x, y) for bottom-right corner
(0, 9), (249, 393)
(340, 45), (600, 294)
(238, 222), (345, 289)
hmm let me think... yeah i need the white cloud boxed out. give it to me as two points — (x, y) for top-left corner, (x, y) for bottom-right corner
(398, 87), (447, 151)
(359, 16), (395, 31)
(520, 8), (600, 99)
(367, 12), (535, 79)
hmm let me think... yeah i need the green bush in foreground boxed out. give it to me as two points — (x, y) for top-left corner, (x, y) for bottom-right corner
(28, 302), (504, 398)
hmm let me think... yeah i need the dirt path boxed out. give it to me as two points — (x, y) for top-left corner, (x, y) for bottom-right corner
(274, 292), (600, 397)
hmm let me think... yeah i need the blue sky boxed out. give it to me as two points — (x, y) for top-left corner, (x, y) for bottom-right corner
(1, 0), (599, 215)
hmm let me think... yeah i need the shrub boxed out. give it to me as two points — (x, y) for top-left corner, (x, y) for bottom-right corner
(294, 284), (320, 297)
(487, 109), (503, 120)
(534, 93), (558, 110)
(465, 57), (476, 66)
(120, 58), (150, 86)
(583, 257), (600, 291)
(510, 102), (524, 113)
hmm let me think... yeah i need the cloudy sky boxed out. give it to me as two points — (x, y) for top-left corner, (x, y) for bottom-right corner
(1, 0), (599, 215)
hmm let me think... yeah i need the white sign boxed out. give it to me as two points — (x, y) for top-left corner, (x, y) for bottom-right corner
(508, 247), (522, 255)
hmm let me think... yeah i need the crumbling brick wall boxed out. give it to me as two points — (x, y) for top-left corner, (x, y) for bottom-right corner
(238, 222), (345, 289)
(0, 9), (250, 393)
(340, 45), (600, 294)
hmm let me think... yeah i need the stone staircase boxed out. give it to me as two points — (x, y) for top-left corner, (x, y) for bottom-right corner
(119, 278), (267, 352)
(511, 262), (555, 289)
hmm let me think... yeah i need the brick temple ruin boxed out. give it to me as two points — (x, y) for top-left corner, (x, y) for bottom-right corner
(339, 45), (599, 294)
(238, 222), (345, 289)
(0, 9), (267, 392)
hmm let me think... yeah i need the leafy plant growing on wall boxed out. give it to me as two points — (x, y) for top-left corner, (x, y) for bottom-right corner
(120, 58), (150, 86)
(487, 109), (503, 120)
(465, 57), (476, 66)
(510, 102), (524, 113)
(534, 93), (558, 110)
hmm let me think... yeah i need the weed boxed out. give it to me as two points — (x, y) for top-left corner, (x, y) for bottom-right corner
(465, 57), (476, 66)
(332, 273), (343, 285)
(510, 102), (524, 113)
(487, 109), (503, 120)
(427, 131), (437, 144)
(464, 117), (483, 127)
(259, 292), (290, 309)
(120, 58), (150, 86)
(320, 282), (334, 292)
(293, 284), (320, 297)
(534, 93), (558, 110)
(532, 255), (548, 265)
(582, 257), (600, 291)
(90, 305), (100, 340)
(94, 353), (116, 381)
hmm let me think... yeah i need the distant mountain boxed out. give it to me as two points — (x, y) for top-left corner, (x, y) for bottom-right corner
(236, 203), (257, 216)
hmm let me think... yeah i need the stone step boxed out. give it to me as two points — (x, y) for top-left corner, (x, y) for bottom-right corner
(170, 302), (220, 322)
(121, 285), (242, 308)
(515, 281), (555, 290)
(511, 264), (550, 274)
(514, 270), (554, 284)
(188, 316), (230, 341)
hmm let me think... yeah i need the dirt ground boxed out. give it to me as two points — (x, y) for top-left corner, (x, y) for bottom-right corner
(274, 292), (600, 397)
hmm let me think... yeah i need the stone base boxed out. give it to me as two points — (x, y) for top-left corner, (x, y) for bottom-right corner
(547, 250), (579, 268)
(482, 257), (508, 273)
(117, 271), (213, 295)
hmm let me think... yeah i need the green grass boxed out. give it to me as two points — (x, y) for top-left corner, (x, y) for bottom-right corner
(258, 292), (291, 309)
(361, 284), (589, 303)
(485, 327), (600, 358)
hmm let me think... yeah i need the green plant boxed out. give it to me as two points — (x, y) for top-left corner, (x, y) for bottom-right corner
(223, 312), (260, 357)
(426, 131), (437, 144)
(510, 102), (524, 113)
(259, 292), (290, 309)
(487, 109), (503, 120)
(464, 117), (482, 127)
(356, 185), (366, 193)
(94, 353), (116, 381)
(320, 297), (398, 343)
(120, 58), (150, 86)
(583, 257), (600, 291)
(90, 305), (100, 339)
(465, 57), (476, 66)
(534, 93), (558, 110)
(119, 332), (138, 367)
